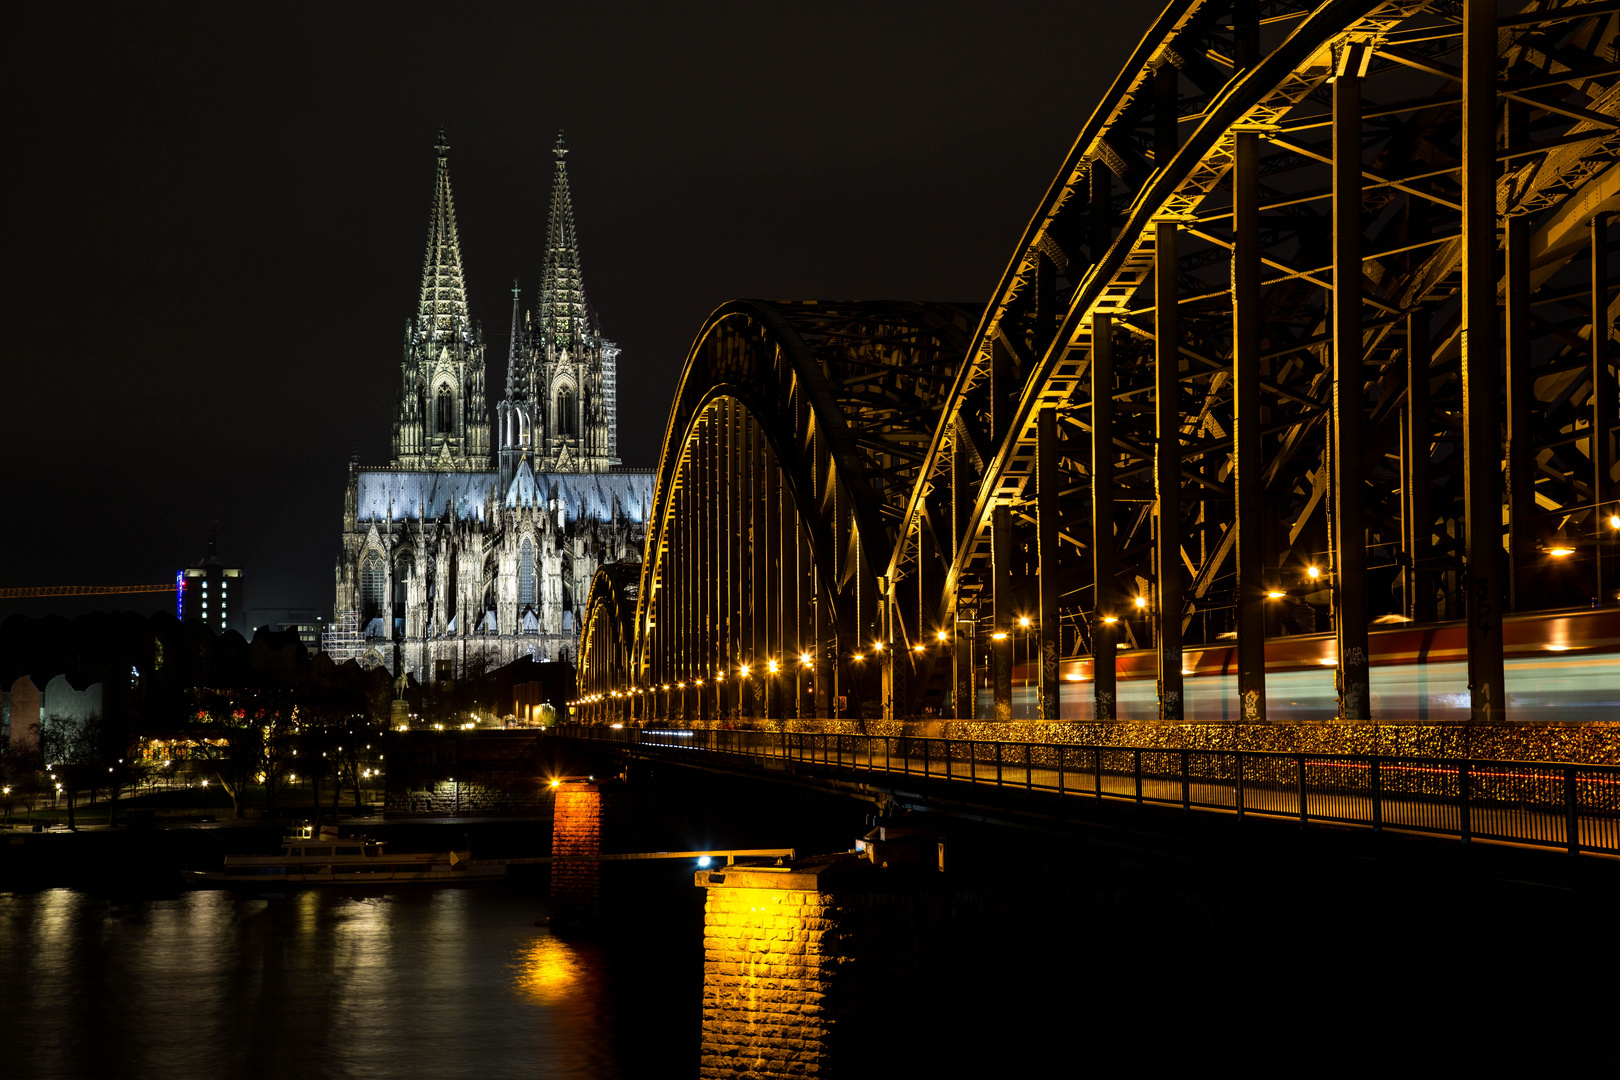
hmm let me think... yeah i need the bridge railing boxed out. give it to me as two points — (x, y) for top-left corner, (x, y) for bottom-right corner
(555, 726), (1620, 858)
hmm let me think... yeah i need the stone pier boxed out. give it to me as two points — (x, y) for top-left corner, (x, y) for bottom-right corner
(550, 779), (604, 922)
(697, 857), (868, 1078)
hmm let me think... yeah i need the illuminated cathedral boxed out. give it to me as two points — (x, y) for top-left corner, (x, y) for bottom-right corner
(332, 133), (651, 681)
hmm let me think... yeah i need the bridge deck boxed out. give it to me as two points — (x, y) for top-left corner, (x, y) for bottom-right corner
(559, 727), (1620, 857)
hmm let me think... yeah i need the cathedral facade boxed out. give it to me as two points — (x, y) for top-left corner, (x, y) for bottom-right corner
(333, 134), (651, 682)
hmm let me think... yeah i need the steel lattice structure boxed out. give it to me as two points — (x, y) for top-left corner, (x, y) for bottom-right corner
(578, 0), (1618, 727)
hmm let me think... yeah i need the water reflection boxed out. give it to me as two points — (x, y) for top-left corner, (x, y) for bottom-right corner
(514, 936), (586, 1006)
(0, 886), (647, 1079)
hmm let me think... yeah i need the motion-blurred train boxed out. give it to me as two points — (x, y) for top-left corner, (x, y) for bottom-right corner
(989, 607), (1620, 722)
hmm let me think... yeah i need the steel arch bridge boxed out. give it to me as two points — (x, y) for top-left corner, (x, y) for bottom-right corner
(578, 0), (1618, 727)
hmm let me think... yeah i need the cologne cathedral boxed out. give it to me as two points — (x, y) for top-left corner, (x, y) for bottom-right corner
(332, 133), (652, 682)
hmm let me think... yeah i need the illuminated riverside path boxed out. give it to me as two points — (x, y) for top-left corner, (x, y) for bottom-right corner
(578, 1), (1619, 736)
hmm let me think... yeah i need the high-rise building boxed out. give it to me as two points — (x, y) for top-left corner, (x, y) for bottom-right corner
(334, 133), (651, 682)
(180, 528), (246, 637)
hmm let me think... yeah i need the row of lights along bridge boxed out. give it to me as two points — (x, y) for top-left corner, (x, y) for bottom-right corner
(572, 519), (1620, 718)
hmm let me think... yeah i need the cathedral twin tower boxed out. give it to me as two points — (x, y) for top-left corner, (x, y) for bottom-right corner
(393, 131), (619, 478)
(334, 133), (652, 682)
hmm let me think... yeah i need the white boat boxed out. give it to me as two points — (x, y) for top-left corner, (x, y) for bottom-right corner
(190, 827), (506, 886)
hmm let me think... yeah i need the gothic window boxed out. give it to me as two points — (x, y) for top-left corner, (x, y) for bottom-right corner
(446, 548), (459, 630)
(360, 552), (385, 624)
(561, 549), (574, 613)
(519, 538), (535, 607)
(393, 553), (414, 624)
(557, 388), (575, 437)
(437, 386), (453, 434)
(482, 554), (499, 620)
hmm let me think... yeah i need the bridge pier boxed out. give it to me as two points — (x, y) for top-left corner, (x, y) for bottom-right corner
(550, 779), (607, 924)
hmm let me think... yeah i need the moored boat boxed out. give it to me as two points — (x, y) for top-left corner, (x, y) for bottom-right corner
(190, 826), (506, 886)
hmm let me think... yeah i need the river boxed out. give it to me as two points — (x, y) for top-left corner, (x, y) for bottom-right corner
(0, 883), (694, 1079)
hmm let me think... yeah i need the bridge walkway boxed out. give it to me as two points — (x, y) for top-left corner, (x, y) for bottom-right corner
(559, 726), (1620, 857)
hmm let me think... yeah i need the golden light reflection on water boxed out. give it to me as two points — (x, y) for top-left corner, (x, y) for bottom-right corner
(513, 934), (585, 1006)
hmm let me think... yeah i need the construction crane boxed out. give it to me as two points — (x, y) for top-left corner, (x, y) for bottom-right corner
(0, 584), (178, 599)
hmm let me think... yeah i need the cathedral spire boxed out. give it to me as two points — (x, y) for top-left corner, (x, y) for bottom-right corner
(539, 131), (587, 346)
(417, 130), (471, 341)
(506, 279), (524, 398)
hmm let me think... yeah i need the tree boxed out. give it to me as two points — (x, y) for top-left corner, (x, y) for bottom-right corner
(39, 713), (100, 830)
(190, 694), (266, 820)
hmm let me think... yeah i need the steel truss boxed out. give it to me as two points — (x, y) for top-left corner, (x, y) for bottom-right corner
(583, 1), (1618, 726)
(576, 301), (974, 723)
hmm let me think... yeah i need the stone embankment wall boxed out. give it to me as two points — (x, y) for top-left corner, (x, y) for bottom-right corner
(384, 730), (553, 814)
(645, 718), (1618, 765)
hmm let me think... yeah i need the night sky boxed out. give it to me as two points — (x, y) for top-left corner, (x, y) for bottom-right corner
(6, 2), (1152, 626)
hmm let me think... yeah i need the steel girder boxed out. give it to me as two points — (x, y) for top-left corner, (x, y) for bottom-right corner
(887, 0), (1619, 722)
(615, 300), (973, 721)
(577, 562), (639, 721)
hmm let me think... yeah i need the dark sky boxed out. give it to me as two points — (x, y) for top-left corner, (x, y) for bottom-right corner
(5, 1), (1153, 625)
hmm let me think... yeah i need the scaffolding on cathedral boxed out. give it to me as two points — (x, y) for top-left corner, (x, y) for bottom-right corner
(321, 611), (363, 662)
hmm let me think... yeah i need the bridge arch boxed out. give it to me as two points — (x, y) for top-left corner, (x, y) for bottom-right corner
(582, 300), (973, 722)
(578, 562), (640, 723)
(579, 1), (1618, 726)
(887, 0), (1619, 723)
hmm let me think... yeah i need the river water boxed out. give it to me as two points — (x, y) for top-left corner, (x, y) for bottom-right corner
(0, 884), (693, 1079)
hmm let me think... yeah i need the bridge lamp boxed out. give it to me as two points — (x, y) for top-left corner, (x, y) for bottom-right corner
(696, 679), (704, 686)
(697, 855), (712, 868)
(1102, 616), (1119, 625)
(852, 653), (864, 661)
(1306, 565), (1321, 580)
(1548, 546), (1575, 558)
(800, 652), (813, 665)
(1134, 596), (1148, 609)
(739, 664), (750, 678)
(912, 644), (925, 653)
(1610, 513), (1620, 530)
(936, 630), (948, 642)
(767, 660), (778, 675)
(1018, 617), (1030, 628)
(991, 632), (1008, 641)
(872, 641), (884, 652)
(1267, 590), (1286, 599)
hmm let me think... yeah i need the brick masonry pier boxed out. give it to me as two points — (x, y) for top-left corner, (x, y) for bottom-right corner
(550, 779), (605, 921)
(697, 859), (859, 1078)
